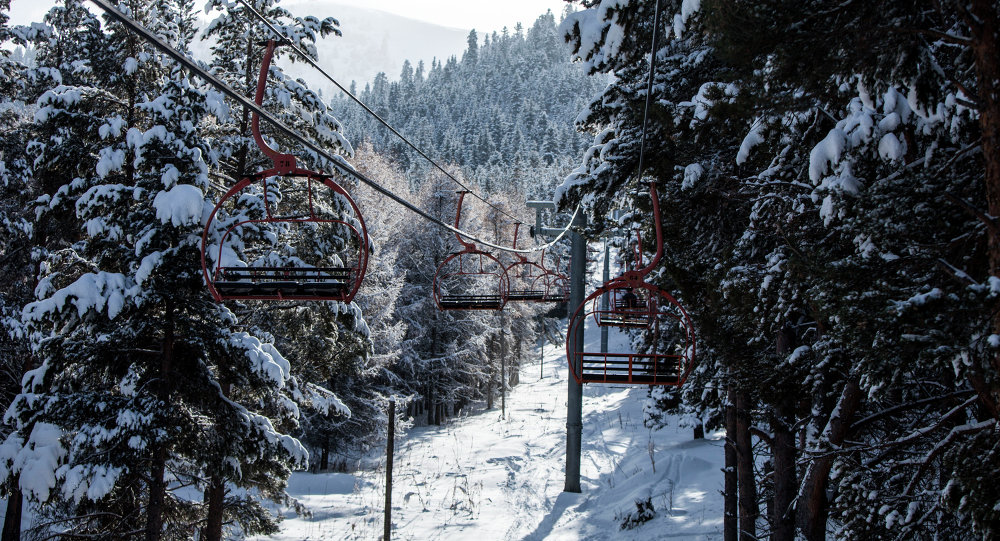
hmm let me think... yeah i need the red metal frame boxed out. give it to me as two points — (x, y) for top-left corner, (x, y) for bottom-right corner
(433, 191), (509, 311)
(200, 40), (369, 302)
(566, 181), (695, 385)
(532, 251), (570, 303)
(504, 224), (551, 303)
(566, 277), (694, 385)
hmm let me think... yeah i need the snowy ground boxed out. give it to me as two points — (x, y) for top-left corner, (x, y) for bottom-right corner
(256, 336), (725, 540)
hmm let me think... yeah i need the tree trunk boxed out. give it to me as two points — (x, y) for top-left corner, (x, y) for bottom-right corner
(234, 37), (255, 177)
(146, 447), (166, 541)
(1, 357), (30, 541)
(763, 460), (773, 530)
(724, 388), (738, 541)
(203, 380), (232, 541)
(203, 472), (226, 541)
(320, 439), (330, 471)
(427, 386), (435, 425)
(801, 379), (862, 541)
(1, 483), (22, 541)
(693, 423), (705, 440)
(970, 0), (1000, 422)
(771, 403), (796, 541)
(146, 300), (175, 541)
(734, 390), (757, 541)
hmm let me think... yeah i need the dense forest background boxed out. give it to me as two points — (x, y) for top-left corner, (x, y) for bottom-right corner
(334, 9), (606, 200)
(2, 0), (1000, 540)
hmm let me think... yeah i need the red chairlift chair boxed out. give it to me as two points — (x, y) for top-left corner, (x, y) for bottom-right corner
(201, 40), (369, 303)
(566, 183), (695, 386)
(534, 251), (570, 303)
(433, 191), (509, 311)
(504, 223), (549, 303)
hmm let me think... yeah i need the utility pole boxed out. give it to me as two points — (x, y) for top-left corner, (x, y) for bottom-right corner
(565, 211), (585, 493)
(526, 200), (583, 493)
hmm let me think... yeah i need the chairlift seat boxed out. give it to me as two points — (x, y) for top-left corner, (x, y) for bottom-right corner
(200, 40), (369, 304)
(432, 198), (509, 310)
(439, 294), (505, 310)
(596, 309), (652, 328)
(507, 290), (546, 302)
(213, 266), (350, 300)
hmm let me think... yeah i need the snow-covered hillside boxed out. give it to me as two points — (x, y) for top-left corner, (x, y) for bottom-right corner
(257, 341), (724, 540)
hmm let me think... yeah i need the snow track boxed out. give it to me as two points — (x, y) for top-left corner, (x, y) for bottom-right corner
(256, 344), (724, 540)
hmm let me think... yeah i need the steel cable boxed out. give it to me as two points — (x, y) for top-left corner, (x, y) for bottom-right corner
(87, 0), (577, 254)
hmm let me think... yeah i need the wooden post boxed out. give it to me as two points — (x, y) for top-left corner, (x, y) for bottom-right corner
(384, 398), (395, 541)
(539, 322), (544, 379)
(501, 335), (507, 419)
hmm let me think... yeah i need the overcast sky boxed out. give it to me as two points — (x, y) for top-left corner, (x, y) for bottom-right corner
(9, 1), (572, 34)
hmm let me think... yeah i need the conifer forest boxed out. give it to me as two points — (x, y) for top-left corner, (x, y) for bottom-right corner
(1, 0), (1000, 539)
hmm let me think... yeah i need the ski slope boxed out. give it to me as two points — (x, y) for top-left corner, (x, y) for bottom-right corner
(257, 336), (725, 540)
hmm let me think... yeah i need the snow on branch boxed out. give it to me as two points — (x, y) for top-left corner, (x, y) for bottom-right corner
(0, 423), (67, 502)
(24, 272), (140, 322)
(230, 332), (292, 389)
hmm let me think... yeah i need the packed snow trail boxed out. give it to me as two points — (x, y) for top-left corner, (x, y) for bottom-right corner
(256, 339), (725, 540)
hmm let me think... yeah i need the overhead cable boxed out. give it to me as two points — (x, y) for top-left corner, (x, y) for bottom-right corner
(87, 0), (577, 255)
(234, 0), (526, 225)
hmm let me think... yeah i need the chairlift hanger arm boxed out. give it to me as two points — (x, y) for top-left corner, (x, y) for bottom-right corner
(252, 39), (296, 172)
(87, 0), (577, 255)
(631, 0), (665, 276)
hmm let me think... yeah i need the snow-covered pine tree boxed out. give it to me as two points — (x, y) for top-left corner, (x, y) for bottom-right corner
(0, 1), (330, 538)
(561, 0), (1000, 538)
(0, 4), (43, 538)
(711, 1), (999, 538)
(299, 143), (412, 469)
(199, 2), (376, 536)
(0, 2), (110, 535)
(391, 171), (496, 424)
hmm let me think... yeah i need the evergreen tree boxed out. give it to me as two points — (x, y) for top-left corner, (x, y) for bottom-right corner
(0, 3), (42, 538)
(0, 1), (338, 538)
(560, 0), (1000, 538)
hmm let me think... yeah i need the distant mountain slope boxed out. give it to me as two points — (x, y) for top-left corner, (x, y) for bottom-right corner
(279, 1), (471, 94)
